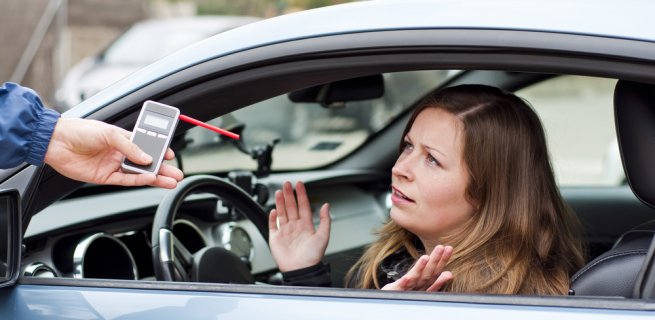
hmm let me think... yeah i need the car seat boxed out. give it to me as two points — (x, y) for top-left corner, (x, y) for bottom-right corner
(570, 80), (655, 297)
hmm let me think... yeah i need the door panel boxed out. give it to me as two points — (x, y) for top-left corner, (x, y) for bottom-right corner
(0, 282), (653, 319)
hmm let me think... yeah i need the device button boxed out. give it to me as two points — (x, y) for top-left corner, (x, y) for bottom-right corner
(136, 128), (147, 134)
(146, 131), (156, 137)
(157, 133), (168, 139)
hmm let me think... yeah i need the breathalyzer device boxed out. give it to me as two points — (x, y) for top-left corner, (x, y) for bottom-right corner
(121, 100), (180, 174)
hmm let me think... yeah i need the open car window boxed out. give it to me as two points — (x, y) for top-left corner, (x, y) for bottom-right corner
(180, 70), (453, 174)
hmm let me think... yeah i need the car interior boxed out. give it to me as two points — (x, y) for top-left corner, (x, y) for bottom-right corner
(16, 68), (655, 301)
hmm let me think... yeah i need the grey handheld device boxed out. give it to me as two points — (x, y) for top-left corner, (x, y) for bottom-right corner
(121, 101), (180, 174)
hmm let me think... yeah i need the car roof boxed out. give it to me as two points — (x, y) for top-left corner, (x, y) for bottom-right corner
(66, 0), (655, 118)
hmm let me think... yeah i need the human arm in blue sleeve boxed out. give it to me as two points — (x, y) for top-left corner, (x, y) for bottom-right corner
(0, 82), (60, 169)
(0, 82), (183, 188)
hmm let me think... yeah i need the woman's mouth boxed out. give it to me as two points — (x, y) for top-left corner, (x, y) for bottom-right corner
(391, 186), (415, 205)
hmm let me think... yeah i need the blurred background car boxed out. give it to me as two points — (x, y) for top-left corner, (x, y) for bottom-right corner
(53, 15), (259, 111)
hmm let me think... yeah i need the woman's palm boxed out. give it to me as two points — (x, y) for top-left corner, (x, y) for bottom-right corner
(268, 181), (331, 272)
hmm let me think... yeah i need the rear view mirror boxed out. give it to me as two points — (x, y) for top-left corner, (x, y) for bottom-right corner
(0, 189), (21, 288)
(288, 74), (384, 108)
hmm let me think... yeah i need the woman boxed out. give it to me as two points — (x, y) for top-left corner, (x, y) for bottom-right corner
(268, 84), (585, 295)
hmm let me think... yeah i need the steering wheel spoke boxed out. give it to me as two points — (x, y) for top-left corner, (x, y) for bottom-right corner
(172, 257), (189, 281)
(173, 233), (194, 271)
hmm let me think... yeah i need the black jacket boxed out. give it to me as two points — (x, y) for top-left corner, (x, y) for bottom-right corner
(281, 249), (415, 288)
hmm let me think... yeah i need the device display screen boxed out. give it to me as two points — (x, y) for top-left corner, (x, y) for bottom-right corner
(144, 114), (170, 130)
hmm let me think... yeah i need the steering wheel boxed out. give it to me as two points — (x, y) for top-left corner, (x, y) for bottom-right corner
(151, 175), (269, 283)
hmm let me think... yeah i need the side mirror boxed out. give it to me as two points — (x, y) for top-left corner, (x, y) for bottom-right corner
(0, 189), (21, 288)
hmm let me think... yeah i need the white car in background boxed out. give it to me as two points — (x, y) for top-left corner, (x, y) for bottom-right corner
(54, 16), (259, 110)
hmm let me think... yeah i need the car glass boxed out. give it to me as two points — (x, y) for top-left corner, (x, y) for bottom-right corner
(180, 70), (453, 174)
(517, 76), (622, 186)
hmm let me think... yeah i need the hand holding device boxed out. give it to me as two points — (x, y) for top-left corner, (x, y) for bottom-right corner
(122, 101), (180, 174)
(45, 117), (183, 189)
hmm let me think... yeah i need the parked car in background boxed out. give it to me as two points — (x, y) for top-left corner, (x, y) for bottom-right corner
(1, 0), (655, 318)
(54, 16), (259, 110)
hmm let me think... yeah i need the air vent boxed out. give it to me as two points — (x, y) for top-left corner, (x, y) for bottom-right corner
(23, 262), (58, 278)
(310, 141), (342, 151)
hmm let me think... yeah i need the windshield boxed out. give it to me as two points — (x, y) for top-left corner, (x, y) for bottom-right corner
(180, 71), (452, 174)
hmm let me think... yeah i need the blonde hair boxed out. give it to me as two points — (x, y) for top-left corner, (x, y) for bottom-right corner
(346, 85), (585, 294)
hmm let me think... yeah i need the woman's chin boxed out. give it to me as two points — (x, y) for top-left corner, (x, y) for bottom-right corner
(390, 207), (410, 227)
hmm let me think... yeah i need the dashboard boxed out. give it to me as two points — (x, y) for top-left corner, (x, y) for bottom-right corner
(21, 170), (391, 285)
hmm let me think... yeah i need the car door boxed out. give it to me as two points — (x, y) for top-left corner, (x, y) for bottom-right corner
(2, 16), (655, 318)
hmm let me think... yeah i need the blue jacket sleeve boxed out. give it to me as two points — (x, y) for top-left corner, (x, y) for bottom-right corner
(0, 82), (60, 169)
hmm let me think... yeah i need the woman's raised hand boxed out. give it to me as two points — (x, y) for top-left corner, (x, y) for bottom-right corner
(268, 181), (331, 272)
(381, 245), (454, 292)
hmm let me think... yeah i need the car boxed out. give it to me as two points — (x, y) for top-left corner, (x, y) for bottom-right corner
(53, 15), (260, 111)
(2, 0), (655, 318)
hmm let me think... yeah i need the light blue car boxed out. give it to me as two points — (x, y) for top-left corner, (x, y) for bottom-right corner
(2, 0), (655, 318)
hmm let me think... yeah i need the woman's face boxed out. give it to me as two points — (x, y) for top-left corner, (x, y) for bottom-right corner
(390, 108), (475, 248)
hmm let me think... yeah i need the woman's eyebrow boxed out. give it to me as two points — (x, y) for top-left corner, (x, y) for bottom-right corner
(407, 134), (447, 157)
(424, 144), (447, 158)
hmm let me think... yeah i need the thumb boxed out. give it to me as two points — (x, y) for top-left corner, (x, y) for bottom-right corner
(381, 276), (410, 291)
(107, 127), (152, 165)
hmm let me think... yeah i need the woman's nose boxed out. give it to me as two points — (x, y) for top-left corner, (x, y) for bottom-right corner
(392, 154), (414, 181)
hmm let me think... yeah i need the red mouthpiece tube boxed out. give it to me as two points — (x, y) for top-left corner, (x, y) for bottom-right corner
(178, 114), (240, 140)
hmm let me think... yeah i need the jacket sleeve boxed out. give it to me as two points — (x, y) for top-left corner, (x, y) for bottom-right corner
(0, 83), (60, 169)
(281, 262), (332, 287)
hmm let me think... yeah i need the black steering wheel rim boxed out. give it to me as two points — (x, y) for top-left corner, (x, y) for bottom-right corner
(151, 174), (268, 281)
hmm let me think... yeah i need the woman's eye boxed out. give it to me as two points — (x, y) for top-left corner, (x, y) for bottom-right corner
(402, 141), (413, 152)
(427, 154), (440, 167)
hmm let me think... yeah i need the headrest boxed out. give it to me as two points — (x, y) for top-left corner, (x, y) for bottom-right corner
(615, 80), (655, 208)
